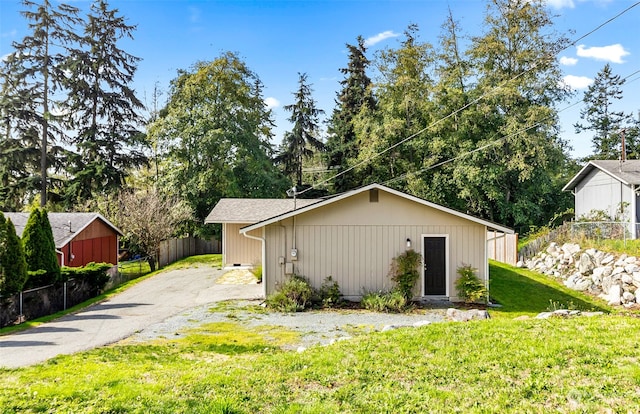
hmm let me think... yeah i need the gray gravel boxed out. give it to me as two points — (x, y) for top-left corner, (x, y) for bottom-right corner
(125, 300), (449, 350)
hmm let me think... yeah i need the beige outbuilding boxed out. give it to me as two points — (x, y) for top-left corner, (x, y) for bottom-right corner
(208, 184), (513, 301)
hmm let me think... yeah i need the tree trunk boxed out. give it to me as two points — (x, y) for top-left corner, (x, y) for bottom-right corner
(147, 256), (156, 272)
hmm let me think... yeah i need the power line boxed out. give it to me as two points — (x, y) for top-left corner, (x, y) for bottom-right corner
(381, 67), (640, 188)
(296, 1), (640, 196)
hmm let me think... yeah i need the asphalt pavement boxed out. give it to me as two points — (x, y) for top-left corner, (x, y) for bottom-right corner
(0, 265), (263, 369)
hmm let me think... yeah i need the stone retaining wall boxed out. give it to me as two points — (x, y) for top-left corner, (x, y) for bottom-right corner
(522, 242), (640, 307)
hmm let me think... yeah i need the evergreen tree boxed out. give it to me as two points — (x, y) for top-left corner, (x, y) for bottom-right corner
(64, 0), (147, 205)
(0, 55), (42, 210)
(325, 36), (375, 193)
(276, 73), (325, 187)
(8, 0), (81, 207)
(575, 64), (631, 159)
(0, 214), (29, 295)
(22, 208), (60, 288)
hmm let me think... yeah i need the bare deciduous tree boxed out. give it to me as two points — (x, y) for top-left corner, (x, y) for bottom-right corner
(116, 191), (193, 271)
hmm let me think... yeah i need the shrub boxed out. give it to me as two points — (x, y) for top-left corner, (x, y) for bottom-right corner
(389, 249), (422, 300)
(455, 264), (488, 303)
(318, 276), (341, 307)
(0, 215), (28, 295)
(61, 262), (112, 294)
(265, 275), (313, 312)
(361, 289), (409, 313)
(22, 208), (60, 288)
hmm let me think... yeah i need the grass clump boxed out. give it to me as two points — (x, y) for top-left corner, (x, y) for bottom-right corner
(251, 265), (262, 283)
(361, 289), (409, 313)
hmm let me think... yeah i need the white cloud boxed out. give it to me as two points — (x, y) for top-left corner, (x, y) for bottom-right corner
(1, 29), (17, 38)
(576, 44), (630, 64)
(545, 0), (575, 9)
(188, 6), (201, 23)
(559, 56), (578, 66)
(562, 75), (594, 89)
(364, 30), (399, 47)
(264, 97), (280, 109)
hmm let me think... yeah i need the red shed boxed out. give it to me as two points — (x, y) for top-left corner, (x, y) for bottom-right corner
(5, 212), (123, 267)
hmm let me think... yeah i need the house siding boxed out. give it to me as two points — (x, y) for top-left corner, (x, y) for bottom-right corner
(223, 223), (262, 266)
(575, 169), (633, 219)
(263, 190), (487, 299)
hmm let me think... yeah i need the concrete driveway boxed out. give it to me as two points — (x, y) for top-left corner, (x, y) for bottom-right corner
(0, 265), (263, 369)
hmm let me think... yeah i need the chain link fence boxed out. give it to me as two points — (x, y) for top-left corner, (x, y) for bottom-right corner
(569, 221), (633, 242)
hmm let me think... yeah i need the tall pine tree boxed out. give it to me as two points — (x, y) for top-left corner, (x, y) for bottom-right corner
(326, 36), (375, 193)
(276, 73), (325, 188)
(64, 0), (147, 205)
(8, 0), (81, 207)
(575, 63), (631, 160)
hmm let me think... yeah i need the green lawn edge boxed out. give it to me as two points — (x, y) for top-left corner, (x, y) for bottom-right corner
(488, 259), (613, 317)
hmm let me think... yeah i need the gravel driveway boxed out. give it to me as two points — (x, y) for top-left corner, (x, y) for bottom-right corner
(125, 300), (448, 350)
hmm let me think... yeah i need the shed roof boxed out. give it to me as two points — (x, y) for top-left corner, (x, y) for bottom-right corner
(240, 183), (514, 234)
(205, 198), (322, 224)
(563, 160), (640, 191)
(3, 212), (123, 249)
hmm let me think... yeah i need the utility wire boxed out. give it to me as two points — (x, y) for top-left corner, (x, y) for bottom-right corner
(296, 1), (640, 196)
(381, 67), (640, 188)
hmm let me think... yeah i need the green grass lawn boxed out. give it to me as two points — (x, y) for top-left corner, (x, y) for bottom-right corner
(1, 257), (640, 412)
(488, 260), (612, 317)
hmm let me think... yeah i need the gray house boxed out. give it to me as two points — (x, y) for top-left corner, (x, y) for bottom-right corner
(563, 160), (640, 238)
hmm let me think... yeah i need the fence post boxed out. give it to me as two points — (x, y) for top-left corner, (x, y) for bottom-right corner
(64, 282), (67, 310)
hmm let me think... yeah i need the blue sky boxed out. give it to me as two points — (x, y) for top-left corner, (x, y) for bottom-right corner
(1, 0), (638, 159)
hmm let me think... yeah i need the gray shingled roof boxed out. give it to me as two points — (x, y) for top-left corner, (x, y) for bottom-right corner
(3, 212), (123, 249)
(563, 160), (640, 191)
(205, 198), (322, 224)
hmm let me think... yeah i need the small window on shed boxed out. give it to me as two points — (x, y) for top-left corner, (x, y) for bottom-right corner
(369, 188), (379, 203)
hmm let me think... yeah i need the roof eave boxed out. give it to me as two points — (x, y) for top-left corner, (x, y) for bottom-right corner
(241, 183), (514, 235)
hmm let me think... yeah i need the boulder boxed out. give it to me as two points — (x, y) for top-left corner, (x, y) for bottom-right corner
(446, 308), (490, 322)
(577, 252), (596, 274)
(592, 266), (613, 279)
(601, 254), (615, 265)
(574, 278), (592, 291)
(562, 243), (581, 255)
(607, 285), (622, 306)
(622, 291), (636, 303)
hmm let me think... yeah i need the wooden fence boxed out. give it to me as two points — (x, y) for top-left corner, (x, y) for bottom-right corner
(487, 230), (518, 266)
(157, 236), (221, 268)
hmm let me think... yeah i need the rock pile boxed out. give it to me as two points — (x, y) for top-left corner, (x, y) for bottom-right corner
(521, 242), (640, 307)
